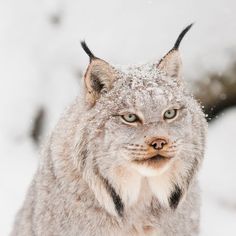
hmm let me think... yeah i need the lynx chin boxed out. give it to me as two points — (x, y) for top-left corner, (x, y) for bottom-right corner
(12, 24), (207, 236)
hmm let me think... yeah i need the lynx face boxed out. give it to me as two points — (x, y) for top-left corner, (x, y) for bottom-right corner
(77, 25), (206, 215)
(83, 63), (201, 178)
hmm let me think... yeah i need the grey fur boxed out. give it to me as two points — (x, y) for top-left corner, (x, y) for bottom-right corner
(11, 30), (207, 236)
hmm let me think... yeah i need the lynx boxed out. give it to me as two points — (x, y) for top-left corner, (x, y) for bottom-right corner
(12, 24), (207, 236)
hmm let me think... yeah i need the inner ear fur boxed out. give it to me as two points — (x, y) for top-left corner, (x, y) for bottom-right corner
(157, 50), (182, 78)
(84, 59), (116, 107)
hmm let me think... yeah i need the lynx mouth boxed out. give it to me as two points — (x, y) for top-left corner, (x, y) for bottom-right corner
(131, 153), (173, 176)
(134, 154), (171, 164)
(149, 154), (167, 161)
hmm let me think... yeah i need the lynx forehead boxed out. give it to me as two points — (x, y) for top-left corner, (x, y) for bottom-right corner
(103, 63), (186, 117)
(12, 24), (207, 236)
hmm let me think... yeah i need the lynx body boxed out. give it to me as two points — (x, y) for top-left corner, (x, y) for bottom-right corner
(12, 25), (207, 236)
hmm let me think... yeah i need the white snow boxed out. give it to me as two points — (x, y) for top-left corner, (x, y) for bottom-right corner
(0, 0), (236, 235)
(200, 109), (236, 236)
(0, 138), (37, 236)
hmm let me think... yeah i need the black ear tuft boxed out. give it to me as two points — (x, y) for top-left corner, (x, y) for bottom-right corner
(173, 23), (194, 50)
(81, 41), (96, 61)
(168, 184), (183, 209)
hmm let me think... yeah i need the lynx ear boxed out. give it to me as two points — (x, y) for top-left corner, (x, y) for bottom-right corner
(81, 41), (116, 106)
(157, 24), (193, 79)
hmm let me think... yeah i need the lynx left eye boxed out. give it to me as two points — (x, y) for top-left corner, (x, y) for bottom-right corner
(163, 109), (177, 119)
(121, 114), (139, 123)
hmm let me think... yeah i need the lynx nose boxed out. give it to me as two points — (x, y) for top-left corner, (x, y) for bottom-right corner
(150, 138), (168, 150)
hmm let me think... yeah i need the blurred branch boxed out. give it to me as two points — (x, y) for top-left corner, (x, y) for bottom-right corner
(30, 108), (45, 144)
(49, 13), (62, 26)
(192, 63), (236, 122)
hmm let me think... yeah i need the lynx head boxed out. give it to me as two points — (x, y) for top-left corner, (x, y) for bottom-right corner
(76, 24), (207, 216)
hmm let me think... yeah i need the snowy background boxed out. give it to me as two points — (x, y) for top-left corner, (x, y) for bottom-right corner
(0, 0), (236, 235)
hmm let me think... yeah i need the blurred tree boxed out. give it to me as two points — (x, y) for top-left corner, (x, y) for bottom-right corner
(193, 63), (236, 121)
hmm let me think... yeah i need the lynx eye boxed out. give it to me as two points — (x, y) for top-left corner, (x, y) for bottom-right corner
(163, 109), (177, 120)
(121, 114), (139, 123)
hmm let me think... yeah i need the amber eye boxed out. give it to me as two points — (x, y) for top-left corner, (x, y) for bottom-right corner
(121, 114), (139, 123)
(163, 109), (177, 119)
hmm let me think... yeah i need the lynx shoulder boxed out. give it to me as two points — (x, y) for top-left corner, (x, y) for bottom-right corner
(12, 24), (207, 236)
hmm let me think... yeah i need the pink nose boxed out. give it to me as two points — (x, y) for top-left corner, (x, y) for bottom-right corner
(151, 138), (168, 150)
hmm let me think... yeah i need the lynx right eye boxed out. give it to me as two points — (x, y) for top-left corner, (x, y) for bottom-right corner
(121, 114), (139, 123)
(163, 109), (177, 120)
